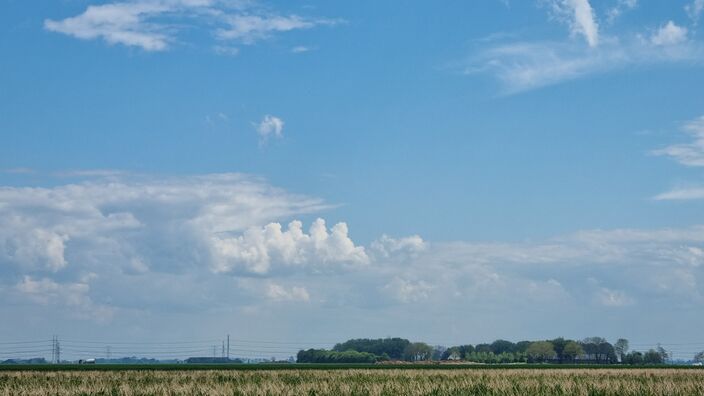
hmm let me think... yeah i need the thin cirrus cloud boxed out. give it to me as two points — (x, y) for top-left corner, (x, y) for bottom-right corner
(44, 0), (340, 52)
(467, 1), (702, 94)
(653, 115), (704, 201)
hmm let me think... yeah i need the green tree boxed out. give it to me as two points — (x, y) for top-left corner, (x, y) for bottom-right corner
(550, 338), (567, 363)
(694, 351), (704, 363)
(490, 340), (516, 355)
(403, 342), (433, 362)
(333, 338), (410, 360)
(643, 349), (664, 364)
(614, 339), (629, 363)
(562, 341), (584, 363)
(624, 351), (643, 365)
(526, 341), (556, 363)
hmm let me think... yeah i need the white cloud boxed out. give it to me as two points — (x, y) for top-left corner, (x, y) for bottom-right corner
(687, 0), (704, 22)
(467, 36), (703, 93)
(15, 276), (113, 321)
(595, 287), (634, 307)
(607, 0), (637, 23)
(217, 14), (336, 44)
(545, 0), (600, 47)
(651, 21), (688, 46)
(213, 45), (240, 56)
(653, 116), (704, 167)
(371, 234), (426, 258)
(44, 2), (172, 51)
(45, 1), (338, 52)
(0, 173), (329, 276)
(211, 219), (369, 275)
(256, 115), (284, 143)
(291, 45), (312, 53)
(654, 187), (704, 201)
(266, 283), (310, 302)
(2, 173), (704, 343)
(382, 277), (433, 303)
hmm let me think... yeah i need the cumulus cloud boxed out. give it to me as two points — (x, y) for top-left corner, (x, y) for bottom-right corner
(371, 234), (426, 258)
(1, 173), (703, 344)
(544, 0), (599, 47)
(256, 115), (284, 143)
(650, 21), (688, 46)
(15, 276), (113, 321)
(266, 283), (310, 302)
(595, 287), (634, 307)
(44, 1), (338, 51)
(0, 173), (329, 277)
(211, 219), (368, 275)
(382, 277), (433, 303)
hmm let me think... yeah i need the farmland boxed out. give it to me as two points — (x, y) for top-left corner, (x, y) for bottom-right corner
(1, 367), (703, 396)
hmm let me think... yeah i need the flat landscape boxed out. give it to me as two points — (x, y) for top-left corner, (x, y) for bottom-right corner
(1, 367), (703, 396)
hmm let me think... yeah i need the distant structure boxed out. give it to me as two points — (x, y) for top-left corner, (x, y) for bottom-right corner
(185, 357), (234, 364)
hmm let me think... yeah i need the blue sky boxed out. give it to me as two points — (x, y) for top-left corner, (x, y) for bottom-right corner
(2, 0), (704, 360)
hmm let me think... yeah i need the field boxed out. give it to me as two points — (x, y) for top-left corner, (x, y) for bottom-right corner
(1, 367), (703, 396)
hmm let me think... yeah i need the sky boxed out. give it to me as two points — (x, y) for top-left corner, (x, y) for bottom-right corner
(2, 0), (704, 360)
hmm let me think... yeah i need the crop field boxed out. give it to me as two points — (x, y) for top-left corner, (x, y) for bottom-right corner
(1, 367), (703, 396)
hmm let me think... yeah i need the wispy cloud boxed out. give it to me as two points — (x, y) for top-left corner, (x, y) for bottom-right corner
(467, 34), (703, 94)
(686, 0), (704, 23)
(217, 14), (338, 45)
(466, 2), (704, 93)
(653, 116), (704, 167)
(606, 0), (638, 24)
(543, 0), (600, 47)
(291, 45), (313, 53)
(44, 1), (339, 52)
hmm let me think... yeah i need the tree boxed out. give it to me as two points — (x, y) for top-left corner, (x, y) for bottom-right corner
(614, 339), (629, 363)
(624, 351), (643, 365)
(333, 338), (410, 360)
(550, 338), (567, 363)
(656, 346), (669, 364)
(562, 341), (584, 363)
(403, 342), (433, 362)
(474, 343), (492, 353)
(526, 341), (556, 363)
(441, 346), (462, 361)
(643, 349), (664, 364)
(431, 345), (446, 361)
(490, 340), (516, 355)
(694, 351), (704, 363)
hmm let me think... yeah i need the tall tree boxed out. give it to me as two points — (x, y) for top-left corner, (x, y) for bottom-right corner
(614, 339), (629, 363)
(402, 343), (433, 362)
(562, 341), (584, 363)
(526, 341), (556, 363)
(694, 351), (704, 363)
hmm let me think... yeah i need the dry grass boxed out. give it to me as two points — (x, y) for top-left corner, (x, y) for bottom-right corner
(1, 368), (703, 396)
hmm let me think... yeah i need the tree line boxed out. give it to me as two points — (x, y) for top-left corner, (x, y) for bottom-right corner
(297, 337), (671, 365)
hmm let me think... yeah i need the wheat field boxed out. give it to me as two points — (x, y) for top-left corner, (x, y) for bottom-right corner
(1, 368), (703, 396)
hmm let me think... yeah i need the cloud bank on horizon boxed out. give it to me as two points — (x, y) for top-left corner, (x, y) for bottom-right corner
(0, 172), (702, 348)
